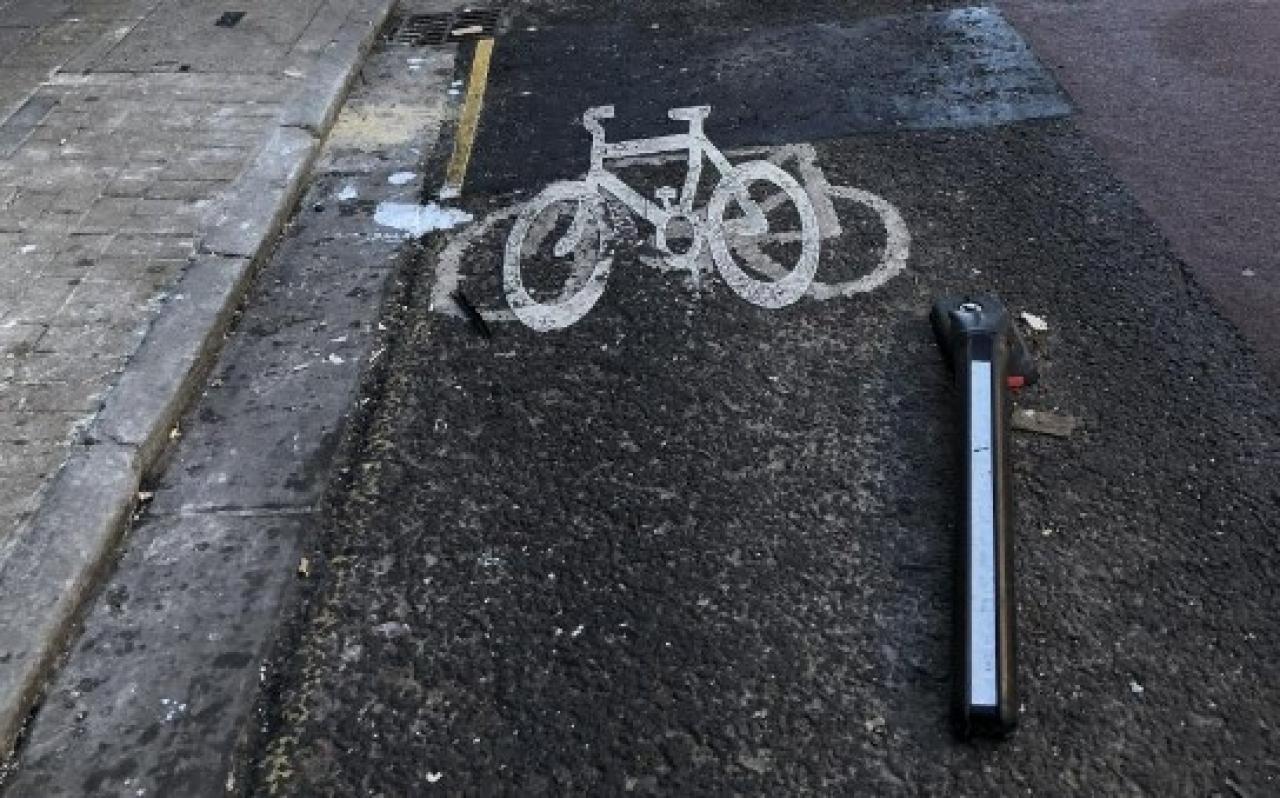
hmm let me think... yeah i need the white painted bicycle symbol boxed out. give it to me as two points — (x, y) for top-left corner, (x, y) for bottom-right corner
(431, 105), (912, 332)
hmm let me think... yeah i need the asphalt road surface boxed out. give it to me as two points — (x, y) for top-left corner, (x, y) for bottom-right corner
(252, 2), (1280, 795)
(1003, 0), (1280, 386)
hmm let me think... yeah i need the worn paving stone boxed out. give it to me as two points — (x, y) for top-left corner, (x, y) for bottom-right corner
(49, 184), (109, 215)
(73, 196), (139, 233)
(0, 70), (49, 127)
(59, 0), (158, 23)
(103, 164), (165, 197)
(0, 31), (37, 64)
(0, 443), (69, 536)
(31, 322), (146, 362)
(0, 323), (44, 357)
(102, 233), (195, 261)
(53, 232), (114, 262)
(15, 349), (128, 385)
(1, 190), (57, 226)
(3, 277), (74, 324)
(2, 21), (119, 71)
(0, 0), (73, 28)
(0, 412), (91, 443)
(87, 256), (182, 283)
(0, 381), (112, 413)
(93, 0), (330, 74)
(142, 178), (227, 201)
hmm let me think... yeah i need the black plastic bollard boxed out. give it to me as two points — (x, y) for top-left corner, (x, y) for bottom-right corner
(930, 295), (1037, 740)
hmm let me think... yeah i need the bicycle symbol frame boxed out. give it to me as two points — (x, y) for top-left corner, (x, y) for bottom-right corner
(504, 104), (820, 331)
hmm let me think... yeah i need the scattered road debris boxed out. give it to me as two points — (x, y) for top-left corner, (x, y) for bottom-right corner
(452, 289), (492, 339)
(1012, 408), (1078, 438)
(1019, 311), (1049, 332)
(373, 622), (412, 638)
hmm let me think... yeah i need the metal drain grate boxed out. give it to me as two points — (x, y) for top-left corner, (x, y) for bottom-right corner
(387, 9), (498, 46)
(389, 13), (452, 45)
(447, 8), (500, 40)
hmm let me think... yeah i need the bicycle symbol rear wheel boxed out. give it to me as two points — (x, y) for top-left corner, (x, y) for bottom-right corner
(503, 181), (614, 332)
(707, 161), (819, 309)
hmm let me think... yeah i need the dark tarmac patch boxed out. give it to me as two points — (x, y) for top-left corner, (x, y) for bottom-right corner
(505, 0), (972, 30)
(257, 115), (1280, 795)
(470, 8), (1070, 193)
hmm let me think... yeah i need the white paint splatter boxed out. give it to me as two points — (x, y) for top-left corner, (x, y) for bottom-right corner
(388, 171), (415, 186)
(373, 202), (472, 237)
(337, 185), (358, 201)
(20, 244), (36, 254)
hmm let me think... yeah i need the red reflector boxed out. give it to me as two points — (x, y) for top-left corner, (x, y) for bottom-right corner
(1007, 375), (1026, 390)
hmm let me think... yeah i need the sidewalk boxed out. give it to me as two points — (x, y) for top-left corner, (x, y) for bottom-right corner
(0, 0), (393, 753)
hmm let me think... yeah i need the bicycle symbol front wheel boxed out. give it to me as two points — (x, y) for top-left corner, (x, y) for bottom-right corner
(503, 181), (614, 332)
(707, 161), (819, 309)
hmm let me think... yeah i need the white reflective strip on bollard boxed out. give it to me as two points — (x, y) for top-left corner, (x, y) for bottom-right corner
(969, 358), (998, 707)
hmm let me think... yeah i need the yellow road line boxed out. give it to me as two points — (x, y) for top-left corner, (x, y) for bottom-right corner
(441, 37), (494, 199)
